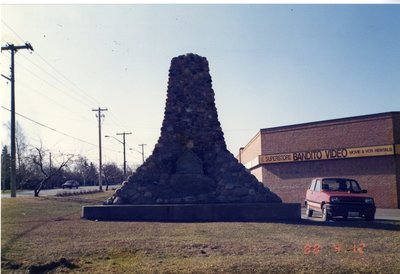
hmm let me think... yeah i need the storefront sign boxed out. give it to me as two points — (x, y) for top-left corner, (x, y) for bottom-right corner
(259, 144), (395, 164)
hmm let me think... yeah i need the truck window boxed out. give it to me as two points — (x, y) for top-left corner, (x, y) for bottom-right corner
(310, 180), (316, 190)
(315, 180), (321, 192)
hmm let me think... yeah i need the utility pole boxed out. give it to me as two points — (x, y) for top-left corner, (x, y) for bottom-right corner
(49, 152), (52, 180)
(138, 144), (147, 164)
(105, 132), (132, 180)
(116, 132), (132, 179)
(1, 42), (34, 198)
(92, 107), (108, 191)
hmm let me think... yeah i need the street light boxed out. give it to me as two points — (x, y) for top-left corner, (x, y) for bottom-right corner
(138, 144), (146, 163)
(130, 144), (146, 164)
(105, 132), (131, 180)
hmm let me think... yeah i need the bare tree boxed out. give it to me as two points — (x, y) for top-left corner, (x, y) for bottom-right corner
(73, 156), (90, 186)
(30, 145), (74, 197)
(15, 123), (28, 187)
(1, 146), (11, 192)
(103, 162), (124, 190)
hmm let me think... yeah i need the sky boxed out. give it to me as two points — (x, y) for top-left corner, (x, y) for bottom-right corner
(1, 4), (400, 170)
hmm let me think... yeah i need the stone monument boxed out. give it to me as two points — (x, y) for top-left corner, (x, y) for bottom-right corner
(105, 53), (280, 205)
(83, 53), (300, 221)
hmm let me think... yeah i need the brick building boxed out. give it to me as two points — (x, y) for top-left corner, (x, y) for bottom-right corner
(238, 112), (400, 208)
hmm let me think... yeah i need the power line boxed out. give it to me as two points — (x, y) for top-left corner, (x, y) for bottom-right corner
(4, 73), (113, 138)
(34, 51), (103, 107)
(14, 59), (94, 108)
(2, 19), (129, 132)
(1, 19), (25, 43)
(1, 22), (134, 171)
(2, 21), (102, 109)
(1, 20), (133, 140)
(1, 106), (121, 154)
(1, 105), (96, 146)
(16, 55), (131, 132)
(10, 57), (119, 127)
(17, 52), (99, 107)
(16, 79), (95, 124)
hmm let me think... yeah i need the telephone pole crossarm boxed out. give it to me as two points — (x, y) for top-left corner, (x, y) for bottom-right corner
(1, 42), (33, 52)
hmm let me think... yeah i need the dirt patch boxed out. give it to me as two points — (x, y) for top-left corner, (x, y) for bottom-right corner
(28, 258), (77, 274)
(1, 259), (22, 270)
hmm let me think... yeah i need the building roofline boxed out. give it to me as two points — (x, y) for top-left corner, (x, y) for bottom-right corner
(241, 131), (261, 151)
(260, 111), (400, 134)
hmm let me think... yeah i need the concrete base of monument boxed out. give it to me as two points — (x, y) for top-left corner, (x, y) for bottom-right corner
(82, 203), (301, 222)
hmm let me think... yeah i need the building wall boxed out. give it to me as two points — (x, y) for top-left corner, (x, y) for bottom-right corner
(238, 132), (261, 168)
(393, 114), (400, 207)
(396, 156), (400, 208)
(261, 114), (395, 154)
(239, 112), (400, 208)
(250, 166), (263, 183)
(393, 113), (400, 144)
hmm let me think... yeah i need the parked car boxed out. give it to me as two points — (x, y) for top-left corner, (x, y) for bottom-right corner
(62, 180), (80, 189)
(305, 177), (375, 221)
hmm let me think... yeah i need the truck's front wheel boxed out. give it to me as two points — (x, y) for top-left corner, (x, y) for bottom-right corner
(306, 204), (313, 217)
(365, 213), (375, 221)
(321, 204), (330, 222)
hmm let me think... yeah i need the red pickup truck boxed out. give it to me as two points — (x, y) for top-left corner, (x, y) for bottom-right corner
(305, 177), (376, 221)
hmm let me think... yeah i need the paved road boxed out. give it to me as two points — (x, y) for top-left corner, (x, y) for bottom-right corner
(301, 207), (400, 221)
(1, 185), (119, 198)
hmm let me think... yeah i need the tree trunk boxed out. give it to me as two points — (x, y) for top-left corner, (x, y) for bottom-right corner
(34, 178), (47, 197)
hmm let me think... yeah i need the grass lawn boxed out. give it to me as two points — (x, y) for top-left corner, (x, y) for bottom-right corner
(1, 192), (400, 273)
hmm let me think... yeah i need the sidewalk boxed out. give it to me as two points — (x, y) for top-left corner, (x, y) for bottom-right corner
(1, 185), (118, 199)
(375, 208), (400, 221)
(301, 207), (400, 221)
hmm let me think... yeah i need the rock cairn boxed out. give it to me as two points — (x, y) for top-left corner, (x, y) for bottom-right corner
(105, 53), (281, 205)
